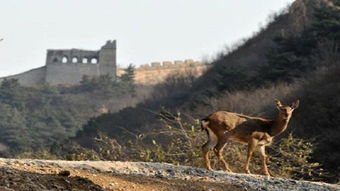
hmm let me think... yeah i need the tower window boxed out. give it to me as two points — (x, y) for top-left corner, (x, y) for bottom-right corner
(72, 57), (78, 63)
(62, 56), (68, 63)
(82, 58), (88, 64)
(91, 58), (98, 64)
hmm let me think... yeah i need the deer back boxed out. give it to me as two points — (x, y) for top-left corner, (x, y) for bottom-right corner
(206, 111), (247, 132)
(206, 111), (273, 139)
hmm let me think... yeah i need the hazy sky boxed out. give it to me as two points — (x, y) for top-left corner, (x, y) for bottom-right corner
(0, 0), (294, 77)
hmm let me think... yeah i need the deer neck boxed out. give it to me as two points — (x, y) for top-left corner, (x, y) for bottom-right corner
(270, 115), (291, 137)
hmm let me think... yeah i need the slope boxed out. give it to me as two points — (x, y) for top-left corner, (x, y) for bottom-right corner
(44, 0), (340, 183)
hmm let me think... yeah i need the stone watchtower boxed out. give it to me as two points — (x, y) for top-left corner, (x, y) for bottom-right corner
(44, 40), (117, 85)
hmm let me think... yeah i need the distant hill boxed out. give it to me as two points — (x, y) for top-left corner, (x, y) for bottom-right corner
(0, 76), (152, 156)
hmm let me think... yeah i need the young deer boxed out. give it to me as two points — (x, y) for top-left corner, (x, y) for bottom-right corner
(201, 99), (299, 176)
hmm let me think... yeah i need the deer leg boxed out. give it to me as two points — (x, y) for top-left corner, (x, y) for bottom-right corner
(214, 137), (232, 172)
(202, 128), (218, 170)
(259, 146), (270, 176)
(202, 143), (213, 170)
(245, 138), (258, 174)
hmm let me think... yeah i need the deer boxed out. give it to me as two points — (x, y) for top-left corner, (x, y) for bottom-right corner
(201, 99), (299, 176)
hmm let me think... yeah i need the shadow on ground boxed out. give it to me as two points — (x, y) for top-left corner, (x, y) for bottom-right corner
(0, 167), (104, 191)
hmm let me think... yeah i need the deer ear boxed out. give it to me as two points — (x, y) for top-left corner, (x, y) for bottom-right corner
(275, 99), (282, 108)
(291, 100), (300, 109)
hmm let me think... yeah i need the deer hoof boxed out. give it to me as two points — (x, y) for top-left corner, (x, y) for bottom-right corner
(263, 170), (270, 176)
(226, 169), (233, 173)
(245, 169), (251, 174)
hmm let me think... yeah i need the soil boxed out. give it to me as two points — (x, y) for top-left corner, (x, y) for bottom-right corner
(0, 166), (247, 191)
(0, 158), (338, 191)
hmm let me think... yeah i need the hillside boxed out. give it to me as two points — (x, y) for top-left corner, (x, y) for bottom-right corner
(1, 0), (339, 185)
(0, 76), (152, 156)
(0, 158), (339, 191)
(59, 0), (340, 183)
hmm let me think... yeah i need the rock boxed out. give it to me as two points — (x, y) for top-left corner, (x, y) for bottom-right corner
(52, 184), (64, 190)
(109, 182), (118, 186)
(58, 170), (71, 177)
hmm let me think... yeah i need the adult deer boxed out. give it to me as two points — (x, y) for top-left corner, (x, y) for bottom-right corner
(201, 99), (299, 176)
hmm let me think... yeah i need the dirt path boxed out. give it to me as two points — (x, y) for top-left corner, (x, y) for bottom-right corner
(0, 158), (338, 191)
(0, 162), (248, 191)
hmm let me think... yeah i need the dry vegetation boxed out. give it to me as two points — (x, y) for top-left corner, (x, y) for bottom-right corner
(1, 0), (339, 186)
(57, 0), (340, 183)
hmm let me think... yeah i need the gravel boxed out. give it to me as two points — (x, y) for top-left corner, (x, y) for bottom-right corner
(0, 158), (339, 191)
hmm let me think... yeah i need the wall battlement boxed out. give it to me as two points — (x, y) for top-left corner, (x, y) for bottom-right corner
(118, 59), (209, 85)
(137, 59), (201, 71)
(2, 40), (209, 86)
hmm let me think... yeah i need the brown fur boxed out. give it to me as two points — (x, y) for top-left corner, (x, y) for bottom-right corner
(201, 99), (299, 176)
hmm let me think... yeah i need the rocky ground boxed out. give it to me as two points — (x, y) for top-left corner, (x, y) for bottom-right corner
(0, 158), (339, 191)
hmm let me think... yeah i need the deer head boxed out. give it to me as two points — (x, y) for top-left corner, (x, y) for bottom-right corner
(275, 99), (299, 120)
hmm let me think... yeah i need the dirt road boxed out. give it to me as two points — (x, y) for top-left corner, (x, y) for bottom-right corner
(0, 158), (338, 191)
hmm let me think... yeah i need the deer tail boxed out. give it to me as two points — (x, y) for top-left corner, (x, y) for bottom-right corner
(201, 118), (210, 131)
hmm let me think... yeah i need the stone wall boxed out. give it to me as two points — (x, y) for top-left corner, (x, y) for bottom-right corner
(45, 40), (116, 85)
(1, 40), (117, 86)
(118, 59), (210, 85)
(4, 67), (46, 86)
(1, 40), (209, 86)
(45, 63), (100, 85)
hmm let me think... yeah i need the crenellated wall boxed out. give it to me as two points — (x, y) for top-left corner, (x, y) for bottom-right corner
(1, 40), (209, 86)
(118, 59), (210, 85)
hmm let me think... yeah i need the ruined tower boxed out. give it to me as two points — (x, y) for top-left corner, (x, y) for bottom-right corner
(98, 40), (116, 79)
(44, 40), (117, 85)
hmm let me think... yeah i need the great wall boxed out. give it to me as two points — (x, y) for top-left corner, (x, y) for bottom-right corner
(1, 40), (209, 86)
(118, 59), (208, 85)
